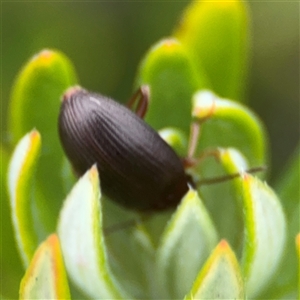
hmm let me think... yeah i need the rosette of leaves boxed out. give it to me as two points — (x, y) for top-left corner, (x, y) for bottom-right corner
(1, 1), (299, 299)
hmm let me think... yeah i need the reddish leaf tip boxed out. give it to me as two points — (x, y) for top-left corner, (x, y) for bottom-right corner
(162, 38), (178, 49)
(32, 49), (55, 64)
(89, 164), (99, 179)
(242, 173), (251, 181)
(218, 239), (229, 250)
(47, 233), (59, 247)
(39, 49), (53, 57)
(30, 129), (40, 140)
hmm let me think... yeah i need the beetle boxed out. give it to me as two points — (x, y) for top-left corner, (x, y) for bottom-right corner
(58, 86), (264, 212)
(58, 86), (191, 211)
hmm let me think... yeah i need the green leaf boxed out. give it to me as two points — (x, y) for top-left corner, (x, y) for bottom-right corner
(158, 127), (188, 157)
(240, 175), (286, 297)
(102, 197), (157, 299)
(19, 234), (71, 299)
(107, 225), (156, 299)
(192, 90), (267, 167)
(190, 91), (267, 247)
(174, 0), (249, 101)
(186, 240), (244, 300)
(262, 147), (300, 299)
(57, 166), (128, 299)
(135, 38), (208, 133)
(9, 49), (77, 144)
(296, 234), (300, 300)
(8, 49), (78, 233)
(199, 147), (286, 297)
(197, 148), (249, 251)
(7, 130), (41, 267)
(157, 189), (218, 299)
(276, 146), (300, 217)
(0, 146), (23, 299)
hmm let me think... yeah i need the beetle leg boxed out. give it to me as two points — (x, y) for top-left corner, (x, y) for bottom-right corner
(187, 99), (216, 160)
(127, 85), (150, 119)
(183, 149), (220, 169)
(187, 121), (200, 160)
(185, 122), (212, 168)
(197, 166), (267, 186)
(182, 97), (267, 188)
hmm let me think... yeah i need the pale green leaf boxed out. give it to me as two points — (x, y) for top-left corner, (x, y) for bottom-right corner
(7, 130), (41, 267)
(102, 197), (157, 299)
(214, 148), (286, 297)
(19, 234), (71, 299)
(197, 148), (249, 251)
(57, 166), (128, 299)
(0, 146), (23, 298)
(157, 189), (218, 299)
(261, 147), (300, 298)
(241, 175), (286, 297)
(187, 240), (244, 300)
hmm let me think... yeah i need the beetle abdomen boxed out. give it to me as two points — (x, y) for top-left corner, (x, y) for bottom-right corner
(58, 87), (189, 211)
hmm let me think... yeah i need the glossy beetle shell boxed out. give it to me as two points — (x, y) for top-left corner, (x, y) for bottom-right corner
(58, 87), (189, 211)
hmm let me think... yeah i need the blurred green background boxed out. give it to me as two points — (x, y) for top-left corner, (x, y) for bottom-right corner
(2, 1), (299, 181)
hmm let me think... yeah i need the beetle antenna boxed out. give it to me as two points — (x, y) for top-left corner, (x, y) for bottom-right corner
(126, 85), (150, 119)
(197, 166), (267, 186)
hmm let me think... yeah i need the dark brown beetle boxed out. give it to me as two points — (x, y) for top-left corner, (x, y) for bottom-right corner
(58, 86), (190, 211)
(59, 86), (264, 212)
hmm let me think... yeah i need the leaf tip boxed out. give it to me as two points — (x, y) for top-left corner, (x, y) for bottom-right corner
(89, 164), (99, 181)
(31, 49), (56, 65)
(160, 38), (180, 50)
(242, 172), (251, 182)
(218, 239), (229, 250)
(29, 129), (41, 141)
(192, 90), (217, 119)
(47, 233), (59, 247)
(182, 188), (199, 206)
